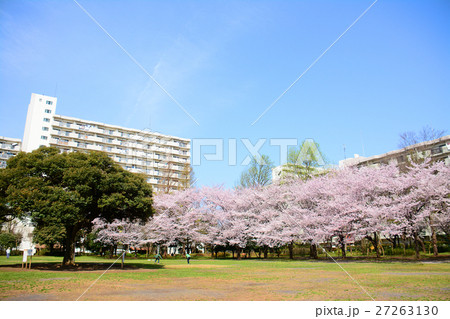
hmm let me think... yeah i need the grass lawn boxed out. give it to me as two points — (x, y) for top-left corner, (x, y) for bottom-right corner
(0, 255), (449, 301)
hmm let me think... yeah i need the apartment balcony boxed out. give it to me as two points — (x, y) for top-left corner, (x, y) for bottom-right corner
(101, 138), (115, 145)
(116, 149), (129, 155)
(86, 144), (102, 151)
(49, 138), (77, 147)
(431, 145), (449, 156)
(87, 126), (104, 134)
(83, 135), (102, 143)
(0, 153), (12, 159)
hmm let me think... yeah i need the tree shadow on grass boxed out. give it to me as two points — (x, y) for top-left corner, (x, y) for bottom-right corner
(0, 262), (164, 271)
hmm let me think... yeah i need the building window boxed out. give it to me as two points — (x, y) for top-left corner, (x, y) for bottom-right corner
(45, 109), (52, 114)
(46, 100), (53, 105)
(41, 136), (48, 140)
(431, 145), (444, 155)
(43, 118), (50, 122)
(42, 127), (49, 131)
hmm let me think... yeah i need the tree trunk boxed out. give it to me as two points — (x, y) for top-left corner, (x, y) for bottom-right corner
(379, 239), (385, 257)
(431, 226), (438, 257)
(236, 246), (241, 260)
(62, 228), (78, 266)
(374, 233), (380, 258)
(417, 236), (426, 253)
(339, 235), (346, 258)
(393, 235), (398, 249)
(309, 243), (318, 259)
(263, 246), (268, 259)
(121, 244), (127, 269)
(288, 241), (294, 260)
(413, 232), (421, 259)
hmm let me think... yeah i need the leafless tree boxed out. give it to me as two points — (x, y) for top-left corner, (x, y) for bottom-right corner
(398, 126), (447, 148)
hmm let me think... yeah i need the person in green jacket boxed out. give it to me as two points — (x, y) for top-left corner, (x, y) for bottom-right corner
(186, 252), (191, 264)
(154, 253), (162, 263)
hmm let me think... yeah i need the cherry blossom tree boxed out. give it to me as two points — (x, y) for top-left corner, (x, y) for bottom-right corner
(393, 160), (450, 258)
(92, 218), (144, 265)
(147, 187), (207, 255)
(89, 159), (449, 261)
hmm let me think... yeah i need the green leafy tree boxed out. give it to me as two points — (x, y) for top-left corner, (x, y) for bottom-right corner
(239, 155), (274, 188)
(33, 224), (66, 254)
(84, 231), (103, 255)
(0, 232), (21, 252)
(0, 147), (153, 265)
(280, 139), (328, 181)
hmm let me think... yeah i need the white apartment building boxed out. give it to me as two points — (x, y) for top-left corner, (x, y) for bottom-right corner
(0, 137), (22, 169)
(22, 93), (191, 192)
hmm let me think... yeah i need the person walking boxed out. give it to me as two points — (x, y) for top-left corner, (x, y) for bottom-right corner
(6, 247), (11, 259)
(154, 253), (162, 263)
(186, 252), (191, 264)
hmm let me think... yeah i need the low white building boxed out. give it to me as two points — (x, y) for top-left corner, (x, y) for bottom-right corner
(339, 136), (450, 168)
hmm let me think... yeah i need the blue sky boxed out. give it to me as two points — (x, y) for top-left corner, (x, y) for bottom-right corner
(1, 0), (449, 188)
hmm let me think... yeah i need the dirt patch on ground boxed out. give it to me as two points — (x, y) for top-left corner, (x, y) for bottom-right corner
(383, 272), (449, 276)
(308, 256), (450, 263)
(0, 263), (162, 272)
(2, 260), (449, 301)
(164, 264), (229, 269)
(6, 293), (56, 301)
(39, 277), (72, 281)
